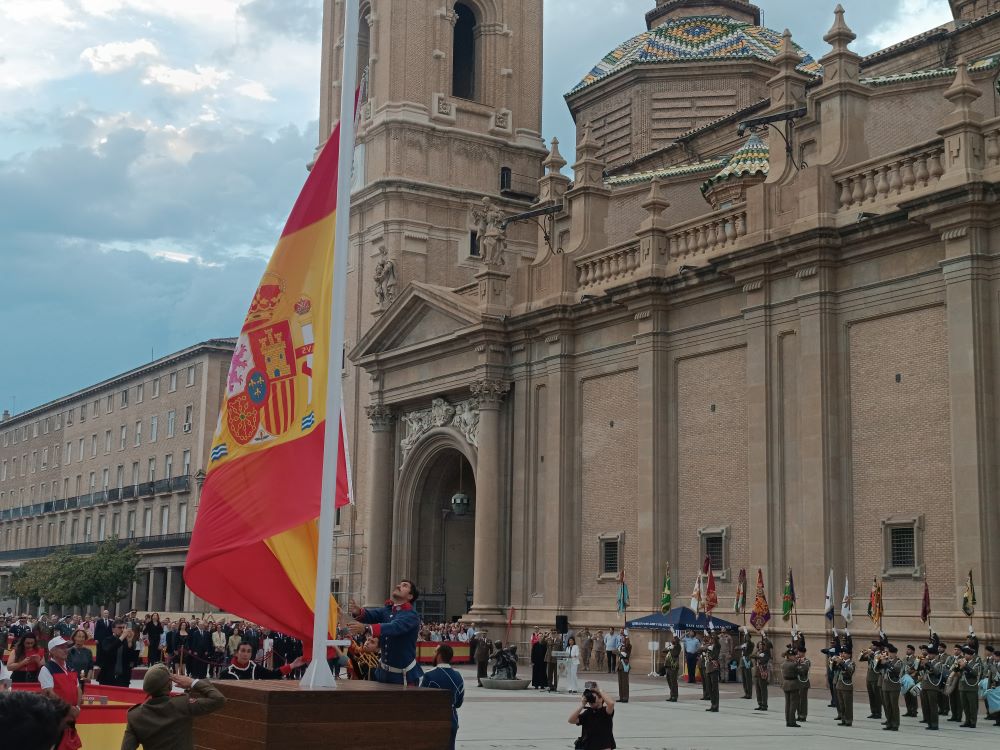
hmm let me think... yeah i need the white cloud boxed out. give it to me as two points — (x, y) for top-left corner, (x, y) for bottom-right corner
(234, 80), (275, 102)
(143, 64), (231, 94)
(5, 0), (81, 27)
(865, 0), (954, 50)
(79, 0), (241, 25)
(80, 39), (160, 73)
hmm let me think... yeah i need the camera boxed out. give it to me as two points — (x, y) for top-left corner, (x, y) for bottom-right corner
(582, 689), (597, 704)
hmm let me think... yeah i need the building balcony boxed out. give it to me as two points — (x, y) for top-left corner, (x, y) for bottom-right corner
(0, 475), (194, 523)
(0, 532), (192, 562)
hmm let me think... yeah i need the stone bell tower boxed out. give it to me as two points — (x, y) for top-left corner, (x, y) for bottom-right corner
(318, 0), (546, 603)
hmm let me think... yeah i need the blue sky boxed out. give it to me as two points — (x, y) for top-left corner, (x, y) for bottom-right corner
(1, 0), (954, 413)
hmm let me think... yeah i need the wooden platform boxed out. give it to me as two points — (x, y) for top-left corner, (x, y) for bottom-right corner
(193, 680), (453, 750)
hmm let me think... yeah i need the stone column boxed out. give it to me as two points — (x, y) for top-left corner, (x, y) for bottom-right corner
(363, 404), (395, 606)
(145, 569), (155, 612)
(164, 568), (177, 613)
(468, 378), (510, 616)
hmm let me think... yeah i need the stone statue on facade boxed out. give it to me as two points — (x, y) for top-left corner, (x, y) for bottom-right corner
(471, 197), (507, 267)
(373, 246), (397, 309)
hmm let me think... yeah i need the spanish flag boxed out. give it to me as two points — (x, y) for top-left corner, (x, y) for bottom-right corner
(184, 124), (352, 646)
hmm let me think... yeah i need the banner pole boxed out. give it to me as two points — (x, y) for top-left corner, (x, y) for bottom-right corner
(301, 0), (360, 690)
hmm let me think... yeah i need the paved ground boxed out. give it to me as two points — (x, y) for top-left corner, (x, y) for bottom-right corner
(454, 666), (998, 749)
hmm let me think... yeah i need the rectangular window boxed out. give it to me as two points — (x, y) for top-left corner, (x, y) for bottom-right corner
(136, 383), (144, 403)
(79, 405), (86, 423)
(112, 512), (120, 536)
(89, 472), (96, 490)
(184, 404), (193, 428)
(164, 453), (173, 479)
(601, 538), (619, 575)
(131, 462), (139, 486)
(150, 415), (158, 442)
(120, 425), (127, 450)
(101, 468), (109, 489)
(30, 451), (37, 473)
(160, 506), (169, 535)
(187, 365), (196, 386)
(65, 410), (72, 427)
(92, 400), (99, 418)
(41, 447), (48, 470)
(169, 372), (177, 392)
(106, 395), (113, 414)
(84, 517), (92, 542)
(65, 442), (71, 464)
(167, 410), (176, 438)
(63, 477), (69, 498)
(33, 422), (39, 437)
(116, 465), (124, 488)
(134, 420), (142, 447)
(704, 535), (724, 571)
(104, 429), (112, 453)
(698, 526), (731, 580)
(78, 438), (84, 462)
(91, 434), (97, 457)
(178, 502), (188, 533)
(143, 507), (152, 536)
(152, 378), (160, 398)
(43, 418), (49, 435)
(127, 510), (135, 539)
(1, 461), (6, 481)
(70, 518), (78, 543)
(881, 516), (924, 577)
(120, 389), (128, 408)
(148, 458), (156, 482)
(98, 515), (106, 541)
(182, 450), (191, 476)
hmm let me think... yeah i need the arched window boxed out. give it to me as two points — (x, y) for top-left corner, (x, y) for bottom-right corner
(452, 3), (477, 100)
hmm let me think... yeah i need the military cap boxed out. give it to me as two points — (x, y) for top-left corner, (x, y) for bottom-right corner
(961, 645), (975, 655)
(906, 644), (915, 651)
(986, 645), (995, 653)
(887, 644), (898, 653)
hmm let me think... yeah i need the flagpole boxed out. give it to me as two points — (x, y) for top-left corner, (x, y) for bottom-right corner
(301, 0), (361, 690)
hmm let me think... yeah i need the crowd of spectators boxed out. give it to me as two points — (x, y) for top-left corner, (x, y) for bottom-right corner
(418, 621), (480, 642)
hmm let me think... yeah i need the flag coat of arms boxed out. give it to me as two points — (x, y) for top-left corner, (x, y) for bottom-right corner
(734, 568), (747, 614)
(689, 572), (703, 613)
(868, 576), (884, 629)
(660, 564), (672, 615)
(962, 570), (977, 617)
(703, 555), (718, 614)
(841, 576), (853, 624)
(184, 124), (353, 646)
(781, 569), (796, 621)
(749, 568), (771, 632)
(824, 569), (834, 622)
(920, 580), (931, 624)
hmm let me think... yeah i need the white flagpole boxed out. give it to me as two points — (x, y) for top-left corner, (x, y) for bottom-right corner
(301, 0), (360, 689)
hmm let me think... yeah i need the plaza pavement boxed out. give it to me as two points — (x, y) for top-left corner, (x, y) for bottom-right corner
(453, 665), (997, 750)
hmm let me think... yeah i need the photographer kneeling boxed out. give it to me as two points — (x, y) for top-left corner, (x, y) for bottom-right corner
(568, 681), (616, 750)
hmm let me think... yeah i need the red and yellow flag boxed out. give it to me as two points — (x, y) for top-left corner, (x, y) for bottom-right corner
(184, 124), (352, 646)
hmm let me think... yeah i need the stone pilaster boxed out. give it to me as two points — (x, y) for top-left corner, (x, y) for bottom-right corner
(363, 403), (395, 605)
(468, 378), (510, 616)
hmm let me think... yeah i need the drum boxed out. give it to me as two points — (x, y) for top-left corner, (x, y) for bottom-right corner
(900, 673), (915, 694)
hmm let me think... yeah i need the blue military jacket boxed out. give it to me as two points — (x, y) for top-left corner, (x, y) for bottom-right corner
(358, 602), (423, 684)
(421, 664), (465, 728)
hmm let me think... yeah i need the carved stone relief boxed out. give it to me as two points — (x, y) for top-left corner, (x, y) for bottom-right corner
(400, 396), (480, 463)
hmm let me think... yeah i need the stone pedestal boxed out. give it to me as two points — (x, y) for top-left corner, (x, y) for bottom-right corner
(193, 680), (452, 750)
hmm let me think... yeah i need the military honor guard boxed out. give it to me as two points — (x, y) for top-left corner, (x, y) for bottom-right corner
(859, 636), (885, 719)
(781, 648), (802, 728)
(955, 644), (984, 728)
(794, 642), (810, 723)
(753, 634), (771, 711)
(421, 644), (465, 750)
(902, 644), (920, 717)
(918, 642), (946, 730)
(832, 645), (855, 726)
(663, 632), (681, 702)
(878, 644), (903, 730)
(700, 633), (721, 712)
(738, 629), (754, 700)
(348, 579), (424, 686)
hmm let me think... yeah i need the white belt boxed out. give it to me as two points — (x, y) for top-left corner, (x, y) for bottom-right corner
(379, 659), (417, 675)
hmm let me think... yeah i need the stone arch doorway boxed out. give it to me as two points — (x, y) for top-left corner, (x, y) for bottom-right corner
(395, 435), (476, 622)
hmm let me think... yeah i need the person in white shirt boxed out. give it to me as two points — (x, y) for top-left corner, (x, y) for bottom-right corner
(603, 628), (619, 673)
(567, 636), (581, 693)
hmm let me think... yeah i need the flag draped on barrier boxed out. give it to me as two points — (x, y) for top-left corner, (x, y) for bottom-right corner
(184, 122), (354, 648)
(749, 568), (771, 632)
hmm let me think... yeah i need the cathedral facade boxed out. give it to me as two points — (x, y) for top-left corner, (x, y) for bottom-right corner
(323, 0), (999, 654)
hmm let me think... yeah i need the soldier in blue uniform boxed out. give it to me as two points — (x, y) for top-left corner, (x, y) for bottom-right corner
(421, 643), (465, 750)
(348, 579), (424, 686)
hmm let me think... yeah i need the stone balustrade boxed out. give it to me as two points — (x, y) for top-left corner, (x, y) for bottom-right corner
(668, 207), (747, 261)
(576, 243), (641, 291)
(834, 139), (945, 211)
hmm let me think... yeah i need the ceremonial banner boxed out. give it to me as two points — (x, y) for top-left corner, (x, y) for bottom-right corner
(749, 568), (770, 632)
(734, 568), (747, 614)
(703, 555), (718, 614)
(962, 569), (977, 617)
(616, 569), (630, 617)
(660, 563), (672, 615)
(920, 580), (931, 624)
(868, 577), (883, 629)
(185, 124), (354, 646)
(824, 569), (834, 622)
(689, 572), (703, 613)
(841, 575), (853, 624)
(781, 569), (795, 621)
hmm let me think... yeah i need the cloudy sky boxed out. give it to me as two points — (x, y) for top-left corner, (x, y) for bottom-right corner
(1, 0), (954, 413)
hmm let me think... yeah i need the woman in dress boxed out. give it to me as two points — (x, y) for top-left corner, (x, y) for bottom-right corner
(66, 628), (94, 685)
(142, 613), (164, 665)
(567, 636), (581, 693)
(210, 622), (226, 677)
(173, 619), (190, 676)
(7, 634), (46, 683)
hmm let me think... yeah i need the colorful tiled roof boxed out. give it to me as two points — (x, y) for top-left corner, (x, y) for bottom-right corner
(605, 157), (730, 187)
(701, 133), (768, 192)
(860, 52), (1000, 87)
(569, 16), (821, 95)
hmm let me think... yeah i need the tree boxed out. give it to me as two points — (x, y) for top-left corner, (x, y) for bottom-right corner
(9, 539), (140, 610)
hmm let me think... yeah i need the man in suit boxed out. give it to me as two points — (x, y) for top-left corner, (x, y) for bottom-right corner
(121, 664), (225, 750)
(187, 621), (211, 679)
(98, 620), (139, 687)
(94, 609), (114, 660)
(474, 632), (492, 687)
(421, 644), (465, 750)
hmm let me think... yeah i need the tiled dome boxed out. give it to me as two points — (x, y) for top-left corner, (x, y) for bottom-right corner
(701, 132), (769, 208)
(570, 16), (821, 94)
